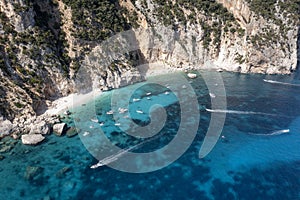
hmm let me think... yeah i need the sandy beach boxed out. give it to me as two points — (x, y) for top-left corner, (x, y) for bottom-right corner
(43, 63), (182, 117)
(43, 89), (102, 117)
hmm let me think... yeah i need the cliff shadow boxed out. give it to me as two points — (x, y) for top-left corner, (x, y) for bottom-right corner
(292, 26), (300, 80)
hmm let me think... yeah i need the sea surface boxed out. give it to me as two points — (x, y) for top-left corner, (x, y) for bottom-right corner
(1, 71), (300, 200)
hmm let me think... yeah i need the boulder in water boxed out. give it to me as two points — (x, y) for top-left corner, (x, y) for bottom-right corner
(21, 134), (45, 145)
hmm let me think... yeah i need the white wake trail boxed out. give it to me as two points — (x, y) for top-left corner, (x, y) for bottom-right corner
(205, 108), (278, 117)
(248, 129), (290, 136)
(90, 134), (160, 169)
(263, 79), (300, 87)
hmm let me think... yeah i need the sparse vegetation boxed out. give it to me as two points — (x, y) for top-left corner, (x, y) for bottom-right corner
(235, 54), (246, 64)
(151, 0), (239, 50)
(246, 0), (299, 50)
(61, 0), (135, 41)
(247, 0), (300, 25)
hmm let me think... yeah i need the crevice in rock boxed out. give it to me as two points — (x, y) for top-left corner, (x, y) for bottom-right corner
(297, 25), (300, 71)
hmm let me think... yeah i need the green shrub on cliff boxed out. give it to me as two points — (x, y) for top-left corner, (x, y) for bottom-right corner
(151, 0), (237, 50)
(61, 0), (134, 41)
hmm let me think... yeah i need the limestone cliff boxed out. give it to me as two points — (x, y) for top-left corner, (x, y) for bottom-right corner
(129, 0), (299, 74)
(0, 0), (299, 132)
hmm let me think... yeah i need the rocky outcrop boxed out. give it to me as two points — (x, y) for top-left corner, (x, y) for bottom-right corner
(29, 121), (49, 135)
(0, 0), (35, 32)
(0, 118), (13, 138)
(53, 123), (66, 136)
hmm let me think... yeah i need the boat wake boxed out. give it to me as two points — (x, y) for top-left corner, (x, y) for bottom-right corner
(248, 129), (290, 136)
(263, 79), (300, 87)
(205, 108), (278, 117)
(90, 134), (160, 169)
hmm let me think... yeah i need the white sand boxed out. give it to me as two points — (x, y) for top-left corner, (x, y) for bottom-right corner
(43, 63), (185, 117)
(137, 61), (185, 78)
(44, 89), (102, 116)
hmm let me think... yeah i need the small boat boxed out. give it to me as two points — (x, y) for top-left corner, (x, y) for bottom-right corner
(99, 122), (105, 126)
(146, 92), (152, 96)
(147, 97), (151, 100)
(136, 110), (144, 114)
(209, 93), (216, 98)
(89, 125), (94, 129)
(187, 73), (197, 79)
(115, 123), (121, 126)
(83, 132), (90, 136)
(165, 91), (170, 95)
(133, 98), (141, 102)
(106, 110), (114, 115)
(90, 118), (98, 123)
(90, 157), (119, 168)
(118, 108), (128, 114)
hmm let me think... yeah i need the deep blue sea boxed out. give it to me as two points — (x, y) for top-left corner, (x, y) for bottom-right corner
(1, 71), (300, 200)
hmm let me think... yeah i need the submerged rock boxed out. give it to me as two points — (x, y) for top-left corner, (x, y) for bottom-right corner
(62, 181), (76, 192)
(66, 127), (78, 138)
(24, 166), (43, 181)
(21, 134), (45, 145)
(56, 166), (71, 178)
(53, 123), (67, 136)
(43, 196), (51, 200)
(0, 145), (12, 153)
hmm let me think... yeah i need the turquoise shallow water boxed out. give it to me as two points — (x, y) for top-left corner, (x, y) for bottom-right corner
(1, 71), (300, 199)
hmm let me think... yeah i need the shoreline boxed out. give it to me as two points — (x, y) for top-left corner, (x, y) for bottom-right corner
(42, 62), (220, 118)
(1, 64), (211, 144)
(1, 64), (297, 145)
(44, 62), (178, 117)
(0, 64), (183, 142)
(43, 89), (102, 117)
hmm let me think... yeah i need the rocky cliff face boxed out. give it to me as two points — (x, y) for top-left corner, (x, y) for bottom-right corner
(218, 0), (299, 74)
(130, 0), (299, 74)
(0, 0), (143, 124)
(0, 0), (299, 130)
